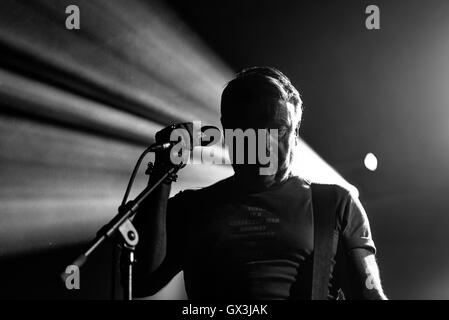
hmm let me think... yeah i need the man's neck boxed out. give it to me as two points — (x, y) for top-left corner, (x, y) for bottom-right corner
(233, 167), (293, 193)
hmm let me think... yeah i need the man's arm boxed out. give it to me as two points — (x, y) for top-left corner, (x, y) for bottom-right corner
(342, 248), (387, 300)
(336, 188), (387, 300)
(130, 164), (183, 298)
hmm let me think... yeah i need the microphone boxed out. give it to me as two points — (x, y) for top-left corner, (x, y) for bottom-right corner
(148, 142), (176, 152)
(149, 122), (219, 152)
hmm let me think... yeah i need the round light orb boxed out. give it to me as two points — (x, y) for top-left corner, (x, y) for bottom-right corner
(364, 153), (378, 171)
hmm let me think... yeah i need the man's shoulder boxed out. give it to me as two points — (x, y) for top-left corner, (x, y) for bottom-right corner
(310, 182), (358, 201)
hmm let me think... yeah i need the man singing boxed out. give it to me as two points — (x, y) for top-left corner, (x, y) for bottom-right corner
(131, 67), (387, 300)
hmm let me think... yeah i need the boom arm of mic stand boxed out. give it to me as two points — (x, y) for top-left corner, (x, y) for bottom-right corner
(63, 163), (183, 297)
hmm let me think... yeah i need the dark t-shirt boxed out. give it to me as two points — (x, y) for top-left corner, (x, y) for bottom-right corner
(166, 175), (376, 300)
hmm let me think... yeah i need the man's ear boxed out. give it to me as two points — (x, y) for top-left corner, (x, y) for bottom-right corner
(294, 124), (301, 145)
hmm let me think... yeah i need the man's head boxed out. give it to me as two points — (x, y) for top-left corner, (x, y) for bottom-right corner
(220, 66), (303, 184)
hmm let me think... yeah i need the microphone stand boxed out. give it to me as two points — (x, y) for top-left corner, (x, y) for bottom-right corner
(65, 162), (183, 300)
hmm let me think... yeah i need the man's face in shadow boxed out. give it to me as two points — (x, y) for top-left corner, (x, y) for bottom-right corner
(222, 97), (299, 183)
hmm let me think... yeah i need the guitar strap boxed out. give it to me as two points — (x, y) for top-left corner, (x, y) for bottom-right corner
(310, 183), (338, 300)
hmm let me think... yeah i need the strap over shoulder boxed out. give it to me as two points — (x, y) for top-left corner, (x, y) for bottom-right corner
(310, 183), (338, 300)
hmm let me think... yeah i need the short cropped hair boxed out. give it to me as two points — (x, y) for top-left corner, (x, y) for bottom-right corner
(220, 66), (302, 128)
